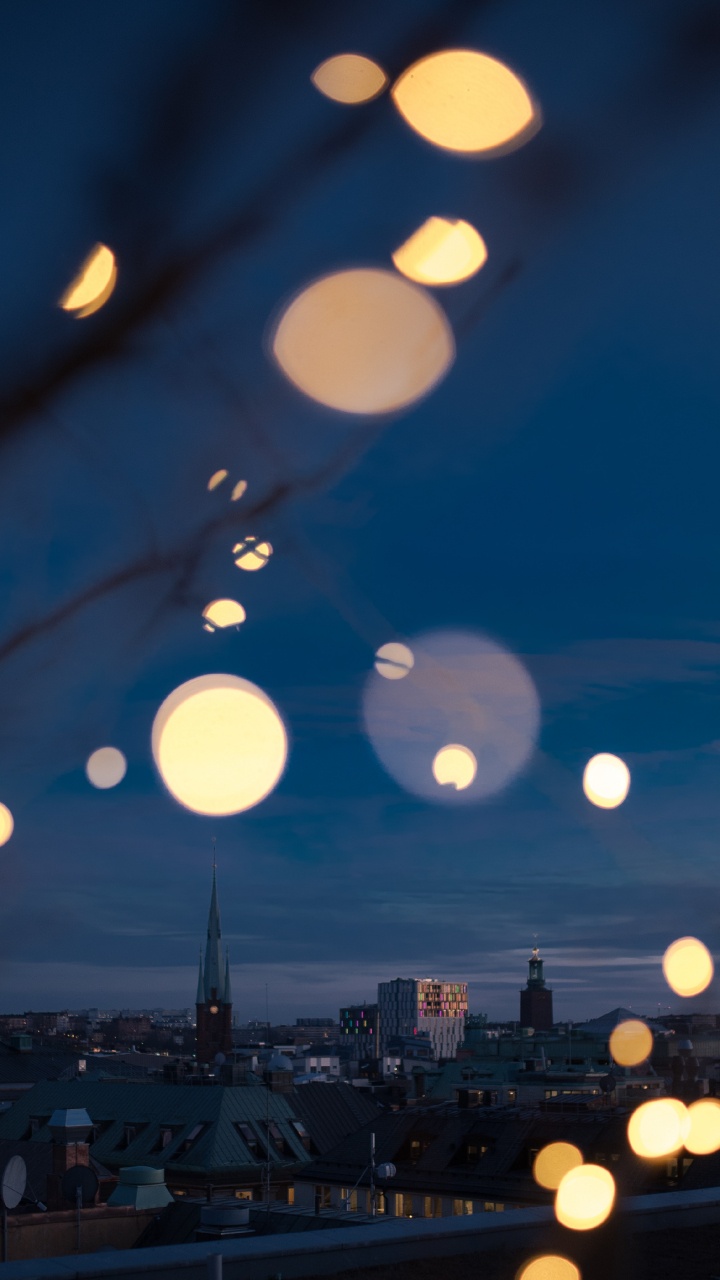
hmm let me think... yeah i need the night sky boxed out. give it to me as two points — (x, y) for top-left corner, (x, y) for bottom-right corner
(1, 0), (720, 1023)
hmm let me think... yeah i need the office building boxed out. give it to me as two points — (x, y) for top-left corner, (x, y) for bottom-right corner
(339, 1004), (379, 1060)
(377, 979), (467, 1060)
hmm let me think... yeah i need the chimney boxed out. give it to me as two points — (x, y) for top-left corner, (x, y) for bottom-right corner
(46, 1108), (93, 1209)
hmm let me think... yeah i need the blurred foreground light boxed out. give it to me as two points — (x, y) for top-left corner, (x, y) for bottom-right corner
(685, 1098), (720, 1155)
(662, 936), (713, 998)
(392, 50), (538, 155)
(517, 1257), (580, 1280)
(533, 1143), (583, 1191)
(392, 217), (487, 286)
(555, 1165), (615, 1231)
(202, 599), (246, 631)
(363, 629), (539, 804)
(233, 537), (272, 571)
(231, 479), (247, 502)
(627, 1098), (689, 1159)
(271, 268), (454, 415)
(432, 744), (477, 791)
(152, 674), (287, 816)
(609, 1019), (653, 1068)
(59, 243), (117, 317)
(374, 642), (414, 679)
(86, 747), (127, 790)
(207, 470), (228, 491)
(582, 753), (630, 809)
(312, 53), (388, 103)
(0, 803), (14, 846)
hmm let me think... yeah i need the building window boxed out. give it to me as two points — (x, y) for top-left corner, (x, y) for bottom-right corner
(423, 1195), (442, 1218)
(484, 1202), (505, 1212)
(453, 1199), (473, 1216)
(341, 1188), (358, 1212)
(181, 1123), (209, 1154)
(234, 1190), (253, 1201)
(395, 1193), (413, 1218)
(154, 1126), (180, 1152)
(291, 1120), (315, 1153)
(236, 1122), (264, 1158)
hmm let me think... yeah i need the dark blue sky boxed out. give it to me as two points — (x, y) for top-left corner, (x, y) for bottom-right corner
(1, 0), (720, 1021)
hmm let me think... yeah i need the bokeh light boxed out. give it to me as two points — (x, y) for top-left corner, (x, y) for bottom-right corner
(271, 268), (454, 415)
(517, 1258), (580, 1280)
(207, 470), (228, 491)
(86, 747), (127, 790)
(533, 1142), (583, 1191)
(363, 629), (540, 804)
(392, 217), (487, 286)
(231, 479), (247, 502)
(311, 53), (388, 104)
(152, 674), (287, 817)
(627, 1098), (689, 1159)
(582, 753), (630, 809)
(202, 599), (246, 631)
(662, 936), (714, 998)
(59, 243), (117, 317)
(0, 804), (14, 847)
(608, 1019), (653, 1068)
(432, 744), (477, 791)
(555, 1165), (615, 1231)
(685, 1098), (720, 1155)
(233, 537), (273, 571)
(391, 50), (538, 155)
(374, 642), (414, 679)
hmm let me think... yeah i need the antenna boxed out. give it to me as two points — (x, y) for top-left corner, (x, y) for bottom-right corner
(61, 1166), (99, 1255)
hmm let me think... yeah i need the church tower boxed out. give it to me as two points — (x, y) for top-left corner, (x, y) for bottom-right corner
(195, 863), (233, 1064)
(519, 945), (554, 1032)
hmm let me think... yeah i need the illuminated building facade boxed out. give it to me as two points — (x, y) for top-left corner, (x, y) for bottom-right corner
(378, 979), (467, 1060)
(519, 946), (553, 1032)
(339, 1004), (379, 1060)
(195, 866), (233, 1065)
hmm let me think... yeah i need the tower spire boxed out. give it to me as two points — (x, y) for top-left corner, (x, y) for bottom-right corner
(224, 948), (232, 1006)
(196, 950), (204, 1004)
(204, 854), (224, 1002)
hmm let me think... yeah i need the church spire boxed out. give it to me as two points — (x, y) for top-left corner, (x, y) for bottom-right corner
(224, 948), (232, 1006)
(196, 950), (204, 1004)
(204, 858), (225, 1002)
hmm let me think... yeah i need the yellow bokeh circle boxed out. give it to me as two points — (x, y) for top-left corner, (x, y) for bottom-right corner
(662, 936), (714, 998)
(311, 53), (388, 104)
(517, 1258), (580, 1280)
(582, 753), (630, 809)
(392, 217), (487, 286)
(685, 1098), (720, 1155)
(627, 1098), (689, 1159)
(152, 674), (287, 816)
(555, 1164), (615, 1231)
(271, 268), (454, 415)
(60, 243), (117, 317)
(86, 747), (127, 790)
(533, 1142), (583, 1191)
(392, 49), (538, 155)
(432, 744), (477, 791)
(609, 1019), (653, 1068)
(0, 803), (14, 847)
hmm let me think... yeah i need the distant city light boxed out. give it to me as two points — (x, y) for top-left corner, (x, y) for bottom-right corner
(270, 268), (454, 415)
(311, 53), (388, 104)
(59, 243), (117, 317)
(662, 936), (713, 998)
(554, 1164), (615, 1231)
(431, 743), (477, 791)
(233, 537), (273, 571)
(0, 803), (14, 847)
(202, 599), (246, 631)
(392, 217), (487, 286)
(230, 479), (247, 502)
(582, 753), (630, 809)
(533, 1142), (583, 1191)
(608, 1019), (653, 1067)
(684, 1098), (720, 1155)
(392, 50), (539, 155)
(86, 747), (127, 790)
(374, 642), (414, 679)
(363, 628), (540, 804)
(516, 1258), (580, 1280)
(152, 674), (287, 816)
(627, 1098), (689, 1158)
(207, 470), (228, 491)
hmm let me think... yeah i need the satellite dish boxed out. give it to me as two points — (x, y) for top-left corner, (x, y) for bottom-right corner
(61, 1165), (99, 1207)
(1, 1156), (26, 1209)
(376, 1162), (396, 1179)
